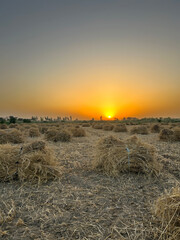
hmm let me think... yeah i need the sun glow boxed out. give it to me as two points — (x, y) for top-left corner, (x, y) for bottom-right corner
(108, 115), (112, 119)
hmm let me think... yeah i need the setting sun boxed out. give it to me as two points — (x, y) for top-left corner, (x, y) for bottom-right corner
(108, 116), (112, 119)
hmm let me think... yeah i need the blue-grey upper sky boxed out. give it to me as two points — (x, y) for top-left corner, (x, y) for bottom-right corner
(0, 0), (180, 118)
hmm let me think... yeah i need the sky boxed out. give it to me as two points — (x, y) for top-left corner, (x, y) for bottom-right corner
(0, 0), (180, 120)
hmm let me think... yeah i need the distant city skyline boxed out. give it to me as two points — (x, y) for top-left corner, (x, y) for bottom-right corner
(0, 0), (180, 119)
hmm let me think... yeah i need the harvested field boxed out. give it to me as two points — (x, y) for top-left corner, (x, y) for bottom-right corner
(0, 123), (180, 240)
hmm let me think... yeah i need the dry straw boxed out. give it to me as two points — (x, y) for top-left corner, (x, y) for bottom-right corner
(29, 127), (41, 137)
(159, 128), (174, 141)
(82, 123), (90, 127)
(151, 124), (160, 133)
(113, 124), (127, 132)
(71, 127), (86, 137)
(0, 129), (24, 144)
(92, 124), (103, 129)
(154, 187), (180, 240)
(93, 135), (161, 176)
(130, 126), (149, 135)
(0, 141), (61, 183)
(45, 128), (71, 142)
(102, 124), (114, 131)
(0, 124), (7, 129)
(173, 127), (180, 141)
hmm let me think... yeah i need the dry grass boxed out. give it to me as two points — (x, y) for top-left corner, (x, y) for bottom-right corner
(130, 126), (149, 135)
(102, 124), (114, 131)
(45, 128), (71, 142)
(29, 127), (41, 137)
(71, 127), (86, 137)
(154, 187), (180, 240)
(93, 135), (161, 176)
(159, 128), (174, 141)
(0, 142), (61, 183)
(151, 124), (160, 133)
(113, 124), (127, 132)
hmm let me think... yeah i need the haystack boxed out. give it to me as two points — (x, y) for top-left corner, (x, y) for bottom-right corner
(22, 140), (46, 154)
(0, 141), (61, 183)
(9, 123), (18, 128)
(82, 123), (90, 127)
(71, 127), (86, 137)
(173, 127), (180, 141)
(45, 129), (71, 142)
(92, 124), (103, 129)
(0, 144), (20, 181)
(0, 124), (7, 129)
(0, 130), (8, 144)
(103, 124), (114, 131)
(113, 124), (127, 132)
(7, 129), (24, 144)
(29, 127), (40, 137)
(159, 128), (174, 141)
(130, 126), (148, 135)
(39, 126), (48, 134)
(154, 187), (180, 239)
(93, 135), (161, 176)
(151, 124), (160, 133)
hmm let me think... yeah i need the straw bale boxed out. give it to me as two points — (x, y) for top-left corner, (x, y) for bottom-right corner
(82, 123), (90, 127)
(9, 123), (18, 128)
(154, 187), (180, 239)
(113, 124), (127, 132)
(29, 127), (40, 137)
(0, 144), (20, 181)
(159, 128), (174, 141)
(8, 129), (24, 143)
(130, 126), (148, 135)
(71, 127), (86, 137)
(45, 129), (71, 142)
(93, 135), (161, 176)
(103, 124), (114, 131)
(0, 124), (7, 129)
(0, 130), (8, 144)
(173, 127), (180, 141)
(92, 124), (103, 129)
(0, 142), (61, 183)
(151, 124), (160, 133)
(22, 140), (46, 154)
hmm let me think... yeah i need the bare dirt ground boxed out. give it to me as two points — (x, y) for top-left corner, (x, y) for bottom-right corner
(0, 125), (180, 240)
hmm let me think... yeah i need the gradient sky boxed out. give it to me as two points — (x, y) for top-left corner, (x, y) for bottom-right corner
(0, 0), (180, 119)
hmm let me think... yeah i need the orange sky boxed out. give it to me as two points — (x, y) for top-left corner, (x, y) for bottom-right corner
(0, 1), (180, 119)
